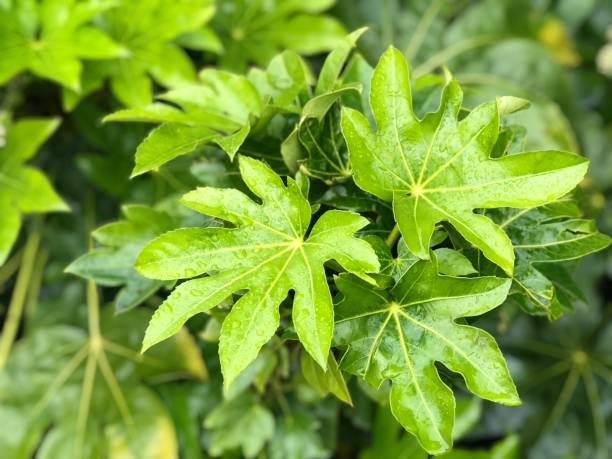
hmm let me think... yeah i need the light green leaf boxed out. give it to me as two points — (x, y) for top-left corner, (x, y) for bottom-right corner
(136, 156), (379, 387)
(301, 350), (352, 405)
(0, 117), (67, 264)
(74, 0), (215, 107)
(334, 256), (519, 454)
(0, 0), (123, 90)
(341, 46), (588, 275)
(132, 124), (217, 177)
(434, 248), (477, 276)
(106, 69), (262, 175)
(213, 0), (345, 71)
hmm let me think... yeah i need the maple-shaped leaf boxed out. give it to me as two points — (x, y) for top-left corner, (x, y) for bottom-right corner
(135, 156), (379, 387)
(0, 117), (68, 264)
(0, 0), (125, 90)
(341, 46), (589, 275)
(334, 256), (519, 455)
(489, 198), (610, 319)
(62, 0), (217, 108)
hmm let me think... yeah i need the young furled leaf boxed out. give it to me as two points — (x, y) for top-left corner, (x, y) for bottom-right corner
(105, 69), (262, 176)
(0, 117), (68, 265)
(0, 0), (124, 90)
(341, 46), (589, 275)
(62, 0), (216, 108)
(334, 256), (519, 455)
(136, 156), (379, 387)
(489, 199), (611, 319)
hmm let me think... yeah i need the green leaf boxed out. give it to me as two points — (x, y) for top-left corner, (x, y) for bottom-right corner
(0, 0), (124, 90)
(268, 412), (329, 459)
(0, 117), (68, 264)
(301, 349), (352, 405)
(106, 69), (262, 176)
(66, 0), (215, 107)
(67, 204), (205, 312)
(490, 199), (611, 318)
(434, 248), (477, 276)
(341, 46), (588, 275)
(136, 156), (379, 387)
(204, 392), (275, 458)
(364, 235), (419, 282)
(213, 0), (346, 71)
(334, 256), (519, 454)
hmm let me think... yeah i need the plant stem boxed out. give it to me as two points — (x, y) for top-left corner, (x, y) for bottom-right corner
(0, 248), (23, 288)
(25, 248), (48, 331)
(413, 35), (500, 78)
(86, 280), (101, 341)
(582, 366), (608, 459)
(0, 231), (40, 369)
(405, 0), (444, 61)
(386, 224), (401, 247)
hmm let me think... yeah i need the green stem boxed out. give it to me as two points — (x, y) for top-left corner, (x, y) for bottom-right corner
(413, 35), (501, 78)
(386, 224), (401, 247)
(405, 0), (444, 61)
(0, 248), (23, 288)
(25, 248), (48, 332)
(582, 366), (608, 459)
(86, 280), (101, 339)
(541, 364), (580, 434)
(0, 231), (40, 369)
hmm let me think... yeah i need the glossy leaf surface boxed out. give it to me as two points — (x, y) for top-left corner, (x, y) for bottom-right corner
(334, 257), (519, 454)
(341, 46), (589, 275)
(136, 156), (379, 387)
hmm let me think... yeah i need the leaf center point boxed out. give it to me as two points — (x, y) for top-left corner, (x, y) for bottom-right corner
(289, 238), (303, 249)
(410, 184), (424, 197)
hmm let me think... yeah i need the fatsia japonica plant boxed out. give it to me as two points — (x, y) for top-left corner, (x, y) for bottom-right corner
(76, 31), (608, 455)
(2, 1), (612, 457)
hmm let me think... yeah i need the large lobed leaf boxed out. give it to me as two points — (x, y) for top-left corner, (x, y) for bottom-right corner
(136, 155), (379, 387)
(341, 46), (588, 275)
(334, 256), (519, 454)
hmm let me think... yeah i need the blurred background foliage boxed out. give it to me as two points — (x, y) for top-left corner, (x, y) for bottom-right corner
(0, 0), (610, 458)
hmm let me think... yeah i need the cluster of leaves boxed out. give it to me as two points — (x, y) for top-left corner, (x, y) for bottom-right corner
(1, 0), (611, 458)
